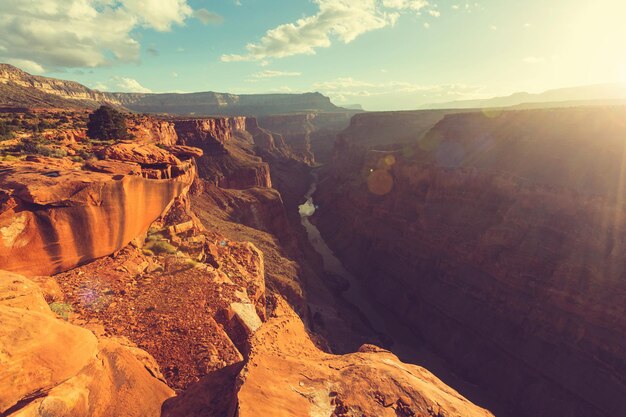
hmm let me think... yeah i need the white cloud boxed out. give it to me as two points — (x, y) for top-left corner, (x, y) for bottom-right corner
(93, 76), (152, 93)
(424, 22), (431, 29)
(429, 10), (441, 17)
(382, 0), (428, 11)
(4, 58), (45, 74)
(221, 0), (431, 62)
(113, 76), (152, 93)
(92, 82), (109, 91)
(0, 0), (204, 69)
(123, 0), (192, 31)
(490, 25), (498, 30)
(452, 2), (480, 12)
(195, 8), (223, 25)
(251, 70), (302, 78)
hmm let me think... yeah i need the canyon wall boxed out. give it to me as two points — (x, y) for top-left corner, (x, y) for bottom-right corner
(314, 106), (626, 417)
(174, 117), (272, 189)
(258, 112), (354, 164)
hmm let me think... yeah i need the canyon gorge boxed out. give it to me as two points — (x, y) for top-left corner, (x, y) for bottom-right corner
(0, 66), (625, 417)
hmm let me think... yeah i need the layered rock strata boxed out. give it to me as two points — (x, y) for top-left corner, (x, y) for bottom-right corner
(0, 144), (199, 276)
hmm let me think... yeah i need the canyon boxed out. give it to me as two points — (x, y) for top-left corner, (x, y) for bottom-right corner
(1, 65), (625, 417)
(0, 100), (492, 417)
(313, 106), (626, 417)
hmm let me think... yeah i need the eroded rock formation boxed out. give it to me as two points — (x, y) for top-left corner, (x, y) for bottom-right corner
(0, 144), (199, 276)
(174, 117), (272, 189)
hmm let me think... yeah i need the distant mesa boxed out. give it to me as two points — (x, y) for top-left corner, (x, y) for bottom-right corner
(0, 63), (355, 116)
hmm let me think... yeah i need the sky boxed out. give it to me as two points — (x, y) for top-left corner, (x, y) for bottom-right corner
(1, 0), (626, 110)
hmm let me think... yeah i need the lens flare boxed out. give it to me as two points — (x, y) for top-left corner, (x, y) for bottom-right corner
(367, 169), (394, 195)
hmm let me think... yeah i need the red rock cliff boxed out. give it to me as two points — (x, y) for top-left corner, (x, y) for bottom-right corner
(127, 116), (178, 146)
(0, 146), (198, 276)
(174, 117), (272, 189)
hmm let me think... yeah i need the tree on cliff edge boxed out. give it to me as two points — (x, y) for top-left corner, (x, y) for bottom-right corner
(87, 105), (128, 140)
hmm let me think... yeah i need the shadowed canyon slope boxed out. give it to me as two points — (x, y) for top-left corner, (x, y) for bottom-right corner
(313, 106), (626, 417)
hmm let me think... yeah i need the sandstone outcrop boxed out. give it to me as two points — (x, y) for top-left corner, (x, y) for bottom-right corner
(0, 143), (198, 276)
(98, 141), (182, 165)
(127, 116), (178, 146)
(0, 270), (173, 416)
(314, 106), (626, 417)
(236, 297), (494, 417)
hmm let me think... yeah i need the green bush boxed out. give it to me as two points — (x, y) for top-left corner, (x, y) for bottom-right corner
(49, 302), (73, 320)
(145, 239), (178, 255)
(11, 137), (67, 158)
(87, 105), (129, 140)
(0, 120), (15, 141)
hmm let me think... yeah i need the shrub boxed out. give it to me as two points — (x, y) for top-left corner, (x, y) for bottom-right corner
(86, 105), (129, 140)
(0, 121), (14, 140)
(11, 137), (67, 158)
(145, 240), (178, 255)
(49, 302), (73, 320)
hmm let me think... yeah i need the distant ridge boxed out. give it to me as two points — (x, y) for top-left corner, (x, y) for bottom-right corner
(421, 83), (626, 110)
(0, 63), (348, 116)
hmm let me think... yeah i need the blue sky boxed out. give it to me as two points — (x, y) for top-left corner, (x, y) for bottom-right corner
(1, 0), (626, 110)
